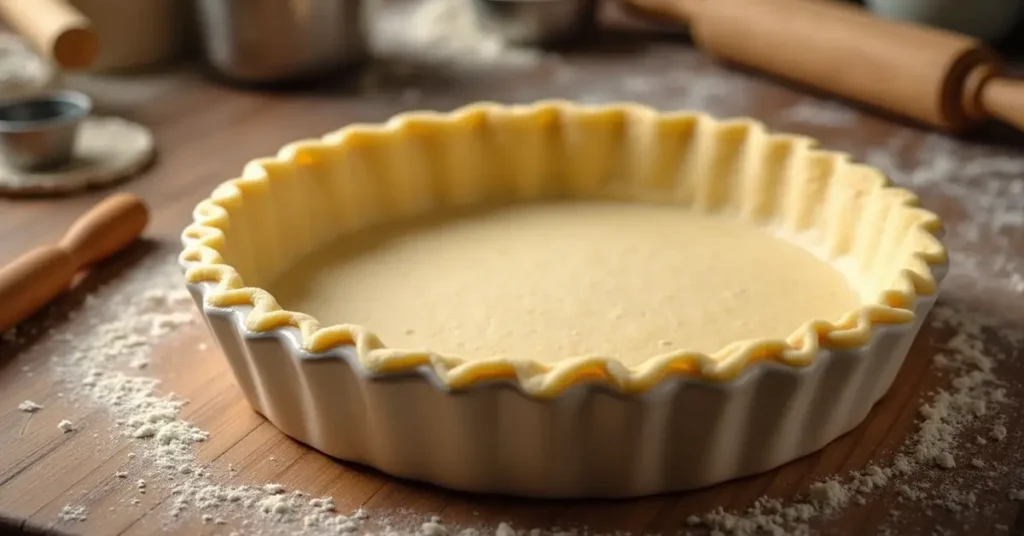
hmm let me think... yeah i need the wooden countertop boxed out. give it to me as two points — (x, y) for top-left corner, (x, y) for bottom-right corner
(1, 32), (1023, 536)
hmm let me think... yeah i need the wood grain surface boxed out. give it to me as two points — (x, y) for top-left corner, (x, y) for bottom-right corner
(2, 31), (1024, 536)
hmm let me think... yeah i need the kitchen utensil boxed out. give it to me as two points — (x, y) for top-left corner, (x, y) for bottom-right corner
(193, 0), (368, 84)
(0, 192), (149, 334)
(0, 0), (98, 70)
(626, 0), (1024, 133)
(0, 90), (91, 171)
(472, 0), (598, 45)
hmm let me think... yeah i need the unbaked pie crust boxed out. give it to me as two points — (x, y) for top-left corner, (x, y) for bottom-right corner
(267, 201), (860, 365)
(180, 101), (946, 497)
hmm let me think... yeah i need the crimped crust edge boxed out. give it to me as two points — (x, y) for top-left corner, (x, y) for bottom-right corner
(179, 100), (947, 398)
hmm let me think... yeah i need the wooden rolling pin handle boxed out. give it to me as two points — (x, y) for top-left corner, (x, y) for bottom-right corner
(0, 0), (99, 70)
(59, 193), (150, 268)
(0, 247), (76, 335)
(978, 76), (1024, 132)
(0, 193), (149, 334)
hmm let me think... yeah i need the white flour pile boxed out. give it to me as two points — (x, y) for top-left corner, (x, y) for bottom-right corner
(17, 399), (43, 412)
(0, 33), (55, 98)
(369, 0), (543, 69)
(358, 0), (546, 107)
(57, 504), (88, 523)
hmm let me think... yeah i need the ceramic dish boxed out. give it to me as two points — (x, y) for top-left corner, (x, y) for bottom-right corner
(179, 101), (947, 498)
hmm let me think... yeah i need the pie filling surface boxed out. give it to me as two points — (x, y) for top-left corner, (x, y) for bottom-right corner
(267, 200), (860, 365)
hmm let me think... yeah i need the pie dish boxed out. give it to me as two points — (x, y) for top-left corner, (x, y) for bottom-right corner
(179, 101), (947, 498)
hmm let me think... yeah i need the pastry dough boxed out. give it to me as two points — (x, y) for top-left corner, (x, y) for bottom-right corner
(181, 101), (945, 396)
(269, 201), (859, 363)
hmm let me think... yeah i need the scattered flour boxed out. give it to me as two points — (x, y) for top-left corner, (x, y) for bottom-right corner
(778, 98), (860, 128)
(370, 0), (542, 69)
(36, 253), (376, 534)
(57, 504), (87, 523)
(57, 419), (74, 433)
(263, 483), (285, 495)
(420, 516), (448, 536)
(684, 304), (1019, 535)
(0, 34), (55, 98)
(1010, 273), (1024, 294)
(17, 399), (43, 412)
(553, 52), (753, 116)
(862, 132), (1024, 292)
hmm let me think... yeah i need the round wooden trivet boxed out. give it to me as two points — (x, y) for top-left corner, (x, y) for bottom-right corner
(0, 117), (155, 197)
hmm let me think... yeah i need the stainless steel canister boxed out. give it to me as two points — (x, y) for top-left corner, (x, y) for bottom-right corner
(194, 0), (368, 84)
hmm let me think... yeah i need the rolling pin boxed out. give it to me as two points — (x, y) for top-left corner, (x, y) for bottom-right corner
(626, 0), (1024, 132)
(0, 193), (149, 334)
(0, 0), (99, 70)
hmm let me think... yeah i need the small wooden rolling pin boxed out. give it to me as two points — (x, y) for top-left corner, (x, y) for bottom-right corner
(0, 0), (99, 70)
(627, 0), (1024, 132)
(0, 193), (149, 334)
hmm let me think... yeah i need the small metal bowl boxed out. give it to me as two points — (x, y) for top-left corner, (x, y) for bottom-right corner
(472, 0), (598, 46)
(0, 90), (91, 171)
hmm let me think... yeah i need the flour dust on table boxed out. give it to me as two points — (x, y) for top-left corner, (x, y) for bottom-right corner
(57, 504), (88, 523)
(863, 130), (1024, 294)
(17, 399), (42, 412)
(686, 304), (1023, 535)
(18, 253), (378, 535)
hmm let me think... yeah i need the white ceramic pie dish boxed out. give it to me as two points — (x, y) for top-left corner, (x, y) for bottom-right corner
(179, 101), (947, 498)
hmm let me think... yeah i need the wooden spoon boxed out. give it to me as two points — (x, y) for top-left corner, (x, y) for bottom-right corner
(0, 193), (149, 334)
